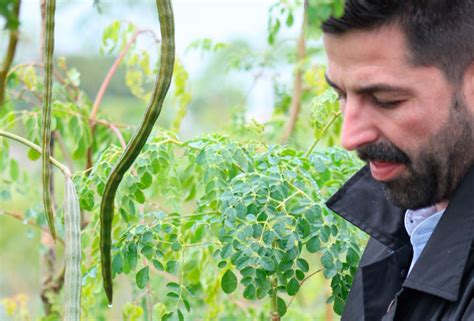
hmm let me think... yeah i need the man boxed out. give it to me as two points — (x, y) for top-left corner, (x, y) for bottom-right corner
(321, 1), (474, 320)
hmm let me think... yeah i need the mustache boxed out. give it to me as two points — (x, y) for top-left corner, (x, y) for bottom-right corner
(357, 142), (410, 164)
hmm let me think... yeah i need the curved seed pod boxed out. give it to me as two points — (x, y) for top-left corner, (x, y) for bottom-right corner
(99, 0), (175, 304)
(63, 178), (82, 321)
(42, 0), (57, 240)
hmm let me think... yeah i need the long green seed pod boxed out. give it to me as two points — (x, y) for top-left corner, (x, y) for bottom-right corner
(100, 0), (175, 304)
(63, 177), (82, 321)
(42, 0), (57, 240)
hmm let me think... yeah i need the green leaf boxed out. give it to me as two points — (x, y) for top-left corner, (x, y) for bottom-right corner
(346, 247), (360, 266)
(166, 260), (177, 273)
(152, 259), (164, 271)
(333, 295), (345, 316)
(279, 260), (293, 272)
(112, 253), (123, 275)
(295, 269), (305, 281)
(151, 158), (160, 173)
(296, 258), (309, 273)
(134, 189), (145, 204)
(166, 292), (179, 299)
(321, 251), (337, 278)
(161, 312), (173, 321)
(286, 278), (300, 296)
(321, 251), (334, 269)
(166, 282), (180, 291)
(141, 246), (154, 260)
(243, 284), (256, 300)
(183, 298), (191, 312)
(306, 236), (321, 253)
(261, 257), (276, 272)
(27, 148), (41, 160)
(277, 297), (287, 317)
(177, 309), (184, 321)
(9, 159), (19, 180)
(305, 205), (321, 223)
(285, 13), (294, 27)
(171, 241), (182, 252)
(320, 225), (331, 242)
(80, 191), (94, 211)
(139, 172), (153, 189)
(136, 266), (149, 289)
(141, 231), (154, 244)
(127, 243), (138, 270)
(221, 270), (238, 294)
(283, 269), (294, 280)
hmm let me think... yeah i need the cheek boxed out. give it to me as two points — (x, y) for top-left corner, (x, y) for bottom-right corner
(381, 104), (445, 152)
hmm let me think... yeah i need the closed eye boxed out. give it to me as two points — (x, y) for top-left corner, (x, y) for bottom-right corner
(372, 96), (404, 109)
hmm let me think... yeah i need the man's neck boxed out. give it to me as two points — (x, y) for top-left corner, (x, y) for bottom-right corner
(435, 200), (449, 212)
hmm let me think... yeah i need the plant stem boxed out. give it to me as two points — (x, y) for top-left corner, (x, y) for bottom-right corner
(270, 277), (280, 321)
(0, 0), (21, 107)
(286, 269), (322, 309)
(0, 129), (70, 177)
(305, 111), (341, 158)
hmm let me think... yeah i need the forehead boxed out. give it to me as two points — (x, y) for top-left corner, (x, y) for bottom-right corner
(323, 24), (412, 87)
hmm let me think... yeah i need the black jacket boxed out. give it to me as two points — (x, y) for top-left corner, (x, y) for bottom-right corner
(326, 165), (474, 321)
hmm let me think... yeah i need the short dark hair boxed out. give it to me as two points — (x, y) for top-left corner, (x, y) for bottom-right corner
(322, 0), (474, 83)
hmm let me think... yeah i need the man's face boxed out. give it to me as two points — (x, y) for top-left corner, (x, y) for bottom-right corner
(323, 24), (474, 209)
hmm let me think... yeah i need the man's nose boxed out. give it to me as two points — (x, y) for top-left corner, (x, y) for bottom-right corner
(340, 96), (379, 151)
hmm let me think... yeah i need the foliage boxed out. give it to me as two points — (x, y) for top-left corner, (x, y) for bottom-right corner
(0, 1), (369, 320)
(0, 0), (20, 30)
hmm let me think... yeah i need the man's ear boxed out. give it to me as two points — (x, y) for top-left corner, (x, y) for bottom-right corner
(462, 62), (474, 113)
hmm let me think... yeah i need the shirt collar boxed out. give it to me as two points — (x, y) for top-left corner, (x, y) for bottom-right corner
(326, 164), (474, 302)
(404, 206), (440, 236)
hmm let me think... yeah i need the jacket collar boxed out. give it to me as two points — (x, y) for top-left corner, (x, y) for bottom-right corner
(326, 165), (409, 250)
(326, 165), (474, 302)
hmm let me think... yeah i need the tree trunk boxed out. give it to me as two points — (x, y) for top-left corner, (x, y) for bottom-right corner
(0, 0), (21, 107)
(280, 9), (307, 144)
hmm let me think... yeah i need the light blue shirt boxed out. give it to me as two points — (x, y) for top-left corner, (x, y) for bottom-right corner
(404, 206), (445, 274)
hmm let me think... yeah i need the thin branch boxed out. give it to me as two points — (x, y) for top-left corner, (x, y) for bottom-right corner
(280, 9), (307, 144)
(90, 32), (138, 119)
(286, 269), (322, 309)
(0, 129), (70, 177)
(1, 210), (65, 245)
(8, 62), (80, 101)
(87, 28), (158, 169)
(304, 111), (341, 158)
(0, 0), (22, 106)
(108, 123), (127, 149)
(90, 29), (158, 119)
(0, 108), (129, 149)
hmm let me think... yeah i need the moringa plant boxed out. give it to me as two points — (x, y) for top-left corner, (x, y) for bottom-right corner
(0, 1), (365, 320)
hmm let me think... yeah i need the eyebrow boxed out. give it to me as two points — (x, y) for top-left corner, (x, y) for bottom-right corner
(324, 73), (412, 95)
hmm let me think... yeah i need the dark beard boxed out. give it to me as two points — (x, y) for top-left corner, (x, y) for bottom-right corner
(357, 95), (474, 210)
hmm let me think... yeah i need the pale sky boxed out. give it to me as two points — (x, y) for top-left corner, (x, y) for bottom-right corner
(17, 0), (282, 58)
(3, 0), (303, 122)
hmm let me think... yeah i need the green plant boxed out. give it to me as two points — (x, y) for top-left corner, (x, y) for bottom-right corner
(0, 1), (367, 320)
